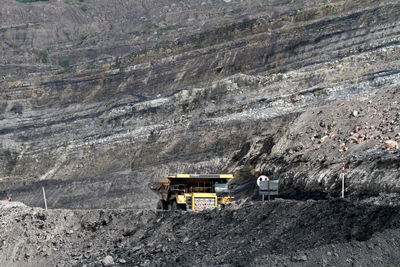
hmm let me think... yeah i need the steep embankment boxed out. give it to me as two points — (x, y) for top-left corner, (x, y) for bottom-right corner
(1, 198), (400, 266)
(0, 0), (399, 208)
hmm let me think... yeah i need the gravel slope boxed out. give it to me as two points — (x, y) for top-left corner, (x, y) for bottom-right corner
(1, 196), (400, 266)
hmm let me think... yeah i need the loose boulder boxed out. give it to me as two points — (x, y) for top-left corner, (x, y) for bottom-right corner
(101, 255), (114, 266)
(382, 140), (399, 150)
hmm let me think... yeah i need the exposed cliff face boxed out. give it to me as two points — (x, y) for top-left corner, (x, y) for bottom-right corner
(0, 0), (399, 208)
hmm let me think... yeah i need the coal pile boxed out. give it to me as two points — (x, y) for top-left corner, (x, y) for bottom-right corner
(1, 195), (400, 266)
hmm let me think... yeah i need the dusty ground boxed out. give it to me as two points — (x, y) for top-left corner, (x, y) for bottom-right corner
(1, 195), (400, 266)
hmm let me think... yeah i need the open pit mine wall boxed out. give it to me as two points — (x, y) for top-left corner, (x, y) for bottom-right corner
(0, 0), (400, 208)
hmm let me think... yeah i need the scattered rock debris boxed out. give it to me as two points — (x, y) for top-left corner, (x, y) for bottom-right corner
(1, 197), (400, 266)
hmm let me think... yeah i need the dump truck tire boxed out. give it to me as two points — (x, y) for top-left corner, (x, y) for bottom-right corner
(156, 200), (165, 210)
(171, 200), (178, 210)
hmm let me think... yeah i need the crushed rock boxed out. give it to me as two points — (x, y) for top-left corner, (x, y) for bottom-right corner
(0, 197), (400, 266)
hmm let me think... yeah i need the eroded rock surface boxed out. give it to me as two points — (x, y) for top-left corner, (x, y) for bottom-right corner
(0, 0), (399, 208)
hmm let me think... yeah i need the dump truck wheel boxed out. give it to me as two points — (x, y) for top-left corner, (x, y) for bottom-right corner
(156, 200), (165, 210)
(169, 200), (185, 210)
(172, 201), (186, 210)
(171, 200), (178, 210)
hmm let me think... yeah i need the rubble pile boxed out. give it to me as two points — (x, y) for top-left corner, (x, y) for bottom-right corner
(1, 196), (400, 266)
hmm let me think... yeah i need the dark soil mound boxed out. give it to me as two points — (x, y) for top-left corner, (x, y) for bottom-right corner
(1, 196), (400, 266)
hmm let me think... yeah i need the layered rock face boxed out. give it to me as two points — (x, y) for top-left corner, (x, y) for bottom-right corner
(0, 0), (399, 208)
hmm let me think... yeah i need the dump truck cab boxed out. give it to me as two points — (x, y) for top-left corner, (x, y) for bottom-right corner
(148, 174), (234, 211)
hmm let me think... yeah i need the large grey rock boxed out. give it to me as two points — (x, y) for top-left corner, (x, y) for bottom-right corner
(101, 255), (114, 266)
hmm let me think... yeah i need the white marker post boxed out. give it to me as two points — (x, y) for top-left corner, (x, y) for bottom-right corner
(42, 186), (48, 210)
(341, 163), (345, 198)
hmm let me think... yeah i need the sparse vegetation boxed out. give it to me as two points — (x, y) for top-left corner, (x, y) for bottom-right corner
(58, 56), (70, 69)
(159, 24), (182, 32)
(11, 42), (19, 50)
(58, 56), (72, 73)
(81, 3), (89, 12)
(40, 50), (49, 63)
(157, 24), (182, 37)
(33, 49), (49, 64)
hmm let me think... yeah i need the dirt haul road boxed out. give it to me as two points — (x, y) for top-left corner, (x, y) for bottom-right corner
(1, 196), (400, 267)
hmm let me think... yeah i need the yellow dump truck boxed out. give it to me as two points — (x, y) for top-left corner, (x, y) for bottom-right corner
(148, 174), (234, 211)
